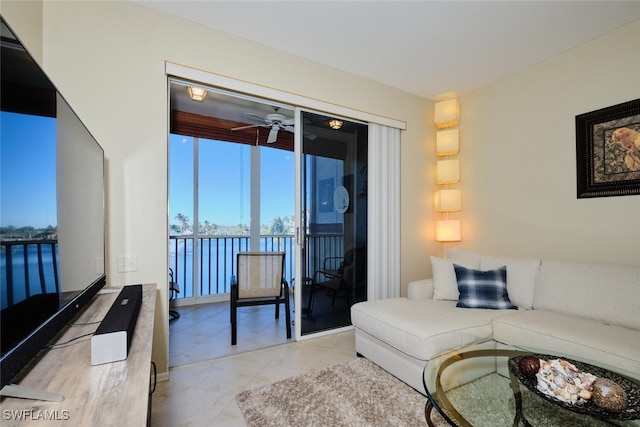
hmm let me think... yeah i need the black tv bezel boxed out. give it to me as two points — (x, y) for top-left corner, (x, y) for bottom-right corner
(0, 16), (107, 391)
(0, 275), (106, 388)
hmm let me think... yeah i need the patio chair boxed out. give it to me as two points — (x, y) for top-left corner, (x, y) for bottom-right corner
(169, 268), (180, 321)
(230, 251), (291, 345)
(306, 245), (366, 317)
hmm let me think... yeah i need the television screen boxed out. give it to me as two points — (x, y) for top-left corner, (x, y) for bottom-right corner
(0, 17), (106, 391)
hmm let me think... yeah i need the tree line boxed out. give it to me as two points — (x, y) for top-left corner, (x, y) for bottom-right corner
(0, 225), (57, 241)
(170, 213), (294, 236)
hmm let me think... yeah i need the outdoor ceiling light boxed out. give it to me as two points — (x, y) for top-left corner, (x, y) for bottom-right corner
(329, 119), (343, 129)
(187, 86), (207, 101)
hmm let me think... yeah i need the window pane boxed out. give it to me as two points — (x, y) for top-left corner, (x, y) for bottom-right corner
(260, 146), (294, 236)
(169, 134), (194, 297)
(198, 139), (250, 235)
(169, 134), (194, 235)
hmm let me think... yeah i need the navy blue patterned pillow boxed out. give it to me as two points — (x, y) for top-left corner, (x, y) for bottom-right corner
(453, 264), (517, 310)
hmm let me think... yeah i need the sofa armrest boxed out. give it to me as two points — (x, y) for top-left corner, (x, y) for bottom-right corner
(407, 278), (434, 300)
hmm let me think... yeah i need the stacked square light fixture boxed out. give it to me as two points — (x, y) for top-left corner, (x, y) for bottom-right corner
(434, 99), (461, 242)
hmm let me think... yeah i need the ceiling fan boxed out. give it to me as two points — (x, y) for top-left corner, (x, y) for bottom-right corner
(231, 107), (295, 143)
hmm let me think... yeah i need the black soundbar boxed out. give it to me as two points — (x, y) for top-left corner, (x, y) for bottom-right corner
(91, 284), (143, 365)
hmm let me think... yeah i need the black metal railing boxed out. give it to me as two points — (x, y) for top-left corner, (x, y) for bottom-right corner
(1, 240), (60, 309)
(1, 234), (347, 306)
(169, 234), (344, 299)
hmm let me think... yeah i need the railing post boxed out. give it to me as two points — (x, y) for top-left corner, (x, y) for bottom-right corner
(5, 244), (14, 305)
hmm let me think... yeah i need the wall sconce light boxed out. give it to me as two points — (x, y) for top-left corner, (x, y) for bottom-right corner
(436, 159), (460, 184)
(434, 99), (459, 129)
(436, 129), (459, 156)
(433, 98), (461, 242)
(436, 220), (461, 242)
(187, 86), (207, 101)
(329, 119), (343, 129)
(434, 189), (462, 212)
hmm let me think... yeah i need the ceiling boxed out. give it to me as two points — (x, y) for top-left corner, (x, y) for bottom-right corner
(133, 1), (640, 100)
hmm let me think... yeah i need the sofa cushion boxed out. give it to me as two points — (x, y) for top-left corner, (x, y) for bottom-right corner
(479, 255), (540, 310)
(492, 310), (640, 376)
(454, 265), (517, 310)
(534, 260), (640, 330)
(351, 298), (511, 361)
(431, 256), (480, 301)
(448, 249), (540, 309)
(447, 248), (483, 262)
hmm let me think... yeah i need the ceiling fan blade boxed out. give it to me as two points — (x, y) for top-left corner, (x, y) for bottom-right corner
(304, 131), (317, 140)
(267, 127), (279, 143)
(231, 124), (265, 131)
(283, 125), (295, 132)
(282, 118), (295, 126)
(245, 112), (267, 122)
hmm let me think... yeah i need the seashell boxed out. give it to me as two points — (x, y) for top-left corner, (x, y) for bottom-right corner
(554, 375), (566, 387)
(532, 358), (602, 406)
(579, 389), (592, 400)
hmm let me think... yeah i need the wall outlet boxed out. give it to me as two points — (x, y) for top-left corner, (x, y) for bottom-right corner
(117, 255), (138, 273)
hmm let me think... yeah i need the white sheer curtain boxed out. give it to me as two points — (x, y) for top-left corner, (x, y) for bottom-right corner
(368, 123), (401, 300)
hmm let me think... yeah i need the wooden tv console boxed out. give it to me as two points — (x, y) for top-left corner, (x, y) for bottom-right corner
(0, 283), (156, 426)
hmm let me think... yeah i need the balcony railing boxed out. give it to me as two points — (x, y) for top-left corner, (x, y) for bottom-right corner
(1, 235), (345, 307)
(169, 234), (344, 299)
(1, 240), (60, 309)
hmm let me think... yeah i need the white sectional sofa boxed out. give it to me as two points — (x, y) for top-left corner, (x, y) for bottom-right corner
(351, 249), (640, 394)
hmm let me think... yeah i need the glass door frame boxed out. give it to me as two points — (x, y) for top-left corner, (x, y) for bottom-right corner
(293, 107), (368, 340)
(166, 62), (406, 341)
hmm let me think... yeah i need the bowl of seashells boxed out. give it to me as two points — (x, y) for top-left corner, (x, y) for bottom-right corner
(508, 354), (640, 420)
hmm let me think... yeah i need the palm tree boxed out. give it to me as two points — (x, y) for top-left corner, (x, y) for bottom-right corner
(174, 213), (191, 234)
(269, 217), (286, 235)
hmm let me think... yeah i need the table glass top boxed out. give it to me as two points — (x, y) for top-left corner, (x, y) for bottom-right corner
(423, 344), (640, 427)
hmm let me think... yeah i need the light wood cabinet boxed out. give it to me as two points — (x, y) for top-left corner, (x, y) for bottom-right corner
(0, 283), (156, 426)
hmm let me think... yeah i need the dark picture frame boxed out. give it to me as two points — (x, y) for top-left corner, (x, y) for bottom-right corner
(575, 98), (640, 198)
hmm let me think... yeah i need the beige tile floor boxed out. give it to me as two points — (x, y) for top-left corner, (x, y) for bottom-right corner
(168, 301), (297, 367)
(151, 302), (358, 426)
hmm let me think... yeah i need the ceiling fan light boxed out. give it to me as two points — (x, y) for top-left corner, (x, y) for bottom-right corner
(187, 86), (207, 101)
(329, 119), (343, 129)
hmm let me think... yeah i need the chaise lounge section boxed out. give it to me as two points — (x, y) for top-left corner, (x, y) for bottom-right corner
(351, 249), (640, 394)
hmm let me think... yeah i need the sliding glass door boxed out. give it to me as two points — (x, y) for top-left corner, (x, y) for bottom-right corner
(169, 78), (372, 340)
(296, 111), (368, 336)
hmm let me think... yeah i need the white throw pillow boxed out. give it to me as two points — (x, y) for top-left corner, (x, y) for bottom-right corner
(431, 256), (481, 301)
(480, 255), (540, 309)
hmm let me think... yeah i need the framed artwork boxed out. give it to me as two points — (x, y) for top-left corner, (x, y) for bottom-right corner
(575, 98), (640, 198)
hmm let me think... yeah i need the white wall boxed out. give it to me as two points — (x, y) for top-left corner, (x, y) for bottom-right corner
(5, 0), (635, 380)
(454, 20), (640, 265)
(1, 1), (432, 377)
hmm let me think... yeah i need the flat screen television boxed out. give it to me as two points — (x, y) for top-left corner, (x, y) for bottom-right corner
(0, 17), (106, 397)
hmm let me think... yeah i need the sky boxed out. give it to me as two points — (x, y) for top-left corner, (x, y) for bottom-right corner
(0, 112), (57, 228)
(169, 134), (295, 229)
(0, 113), (294, 230)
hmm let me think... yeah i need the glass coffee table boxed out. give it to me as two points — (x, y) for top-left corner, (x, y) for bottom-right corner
(423, 344), (640, 426)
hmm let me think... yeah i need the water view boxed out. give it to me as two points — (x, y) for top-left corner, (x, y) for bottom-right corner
(0, 243), (59, 310)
